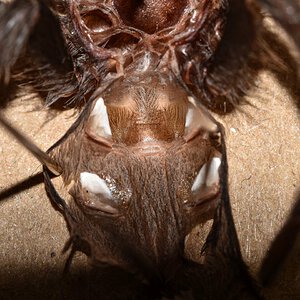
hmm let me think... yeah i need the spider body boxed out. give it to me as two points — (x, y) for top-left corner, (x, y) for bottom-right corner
(0, 0), (299, 299)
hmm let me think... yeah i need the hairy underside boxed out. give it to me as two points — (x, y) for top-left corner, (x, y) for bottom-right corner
(0, 0), (299, 299)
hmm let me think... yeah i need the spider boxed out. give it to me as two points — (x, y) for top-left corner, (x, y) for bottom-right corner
(0, 0), (299, 299)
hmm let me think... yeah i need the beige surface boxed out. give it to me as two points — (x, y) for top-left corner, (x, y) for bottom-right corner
(0, 16), (299, 300)
(0, 99), (78, 299)
(220, 71), (300, 298)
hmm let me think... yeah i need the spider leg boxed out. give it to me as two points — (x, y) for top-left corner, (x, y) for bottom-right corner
(0, 0), (39, 85)
(0, 0), (73, 108)
(257, 0), (300, 288)
(171, 124), (263, 299)
(200, 126), (263, 299)
(259, 0), (300, 48)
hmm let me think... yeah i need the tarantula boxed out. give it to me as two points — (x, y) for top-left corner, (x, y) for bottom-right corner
(0, 0), (299, 299)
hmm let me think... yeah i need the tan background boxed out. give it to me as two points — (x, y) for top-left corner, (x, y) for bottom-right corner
(0, 10), (299, 300)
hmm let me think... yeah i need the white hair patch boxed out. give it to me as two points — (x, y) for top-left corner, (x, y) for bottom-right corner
(80, 172), (112, 199)
(191, 163), (207, 192)
(206, 157), (221, 187)
(185, 108), (194, 128)
(191, 157), (221, 192)
(90, 97), (112, 137)
(187, 96), (197, 107)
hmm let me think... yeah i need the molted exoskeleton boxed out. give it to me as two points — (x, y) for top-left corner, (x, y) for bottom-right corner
(49, 72), (223, 281)
(4, 0), (298, 297)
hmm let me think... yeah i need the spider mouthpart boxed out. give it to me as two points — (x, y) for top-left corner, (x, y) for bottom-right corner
(113, 0), (187, 34)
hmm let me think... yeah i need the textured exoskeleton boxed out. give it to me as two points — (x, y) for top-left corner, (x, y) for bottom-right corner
(0, 0), (299, 299)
